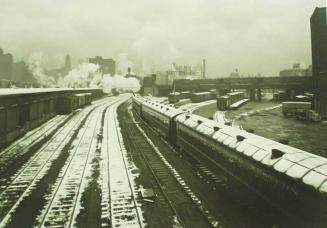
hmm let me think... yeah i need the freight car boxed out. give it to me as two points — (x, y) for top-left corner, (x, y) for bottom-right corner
(216, 95), (230, 110)
(282, 102), (311, 117)
(180, 91), (191, 99)
(0, 88), (103, 148)
(132, 95), (327, 225)
(190, 92), (215, 103)
(168, 92), (181, 104)
(217, 91), (245, 110)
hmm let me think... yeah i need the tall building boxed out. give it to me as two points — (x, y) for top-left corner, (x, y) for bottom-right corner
(89, 56), (116, 76)
(12, 61), (35, 83)
(0, 48), (13, 80)
(311, 7), (327, 117)
(64, 54), (71, 72)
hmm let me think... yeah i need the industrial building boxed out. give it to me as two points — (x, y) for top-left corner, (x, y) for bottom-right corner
(279, 63), (312, 77)
(89, 56), (116, 76)
(0, 48), (13, 80)
(311, 7), (327, 118)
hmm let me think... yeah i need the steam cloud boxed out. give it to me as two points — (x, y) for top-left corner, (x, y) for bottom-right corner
(27, 53), (141, 92)
(27, 52), (56, 87)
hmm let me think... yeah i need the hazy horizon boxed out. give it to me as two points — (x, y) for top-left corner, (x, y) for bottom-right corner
(0, 0), (326, 77)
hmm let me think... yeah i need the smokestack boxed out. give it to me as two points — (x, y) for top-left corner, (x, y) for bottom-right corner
(202, 59), (206, 79)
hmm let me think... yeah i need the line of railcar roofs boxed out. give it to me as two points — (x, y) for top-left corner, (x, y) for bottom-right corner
(0, 88), (101, 96)
(134, 95), (327, 193)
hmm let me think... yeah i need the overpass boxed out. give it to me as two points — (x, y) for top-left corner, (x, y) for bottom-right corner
(174, 76), (314, 101)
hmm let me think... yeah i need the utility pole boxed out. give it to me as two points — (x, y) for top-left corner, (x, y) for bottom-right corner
(202, 59), (206, 79)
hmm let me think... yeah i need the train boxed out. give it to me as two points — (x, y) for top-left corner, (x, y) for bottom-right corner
(190, 91), (215, 103)
(168, 92), (181, 103)
(132, 94), (327, 225)
(217, 91), (245, 110)
(0, 88), (103, 148)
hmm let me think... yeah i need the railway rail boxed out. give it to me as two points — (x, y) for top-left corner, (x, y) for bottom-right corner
(118, 101), (217, 227)
(105, 98), (145, 227)
(36, 99), (118, 227)
(0, 96), (121, 227)
(0, 115), (68, 191)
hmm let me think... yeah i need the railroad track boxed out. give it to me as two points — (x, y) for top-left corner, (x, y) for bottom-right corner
(118, 101), (218, 227)
(36, 100), (117, 227)
(121, 124), (185, 227)
(105, 97), (145, 227)
(0, 115), (67, 180)
(0, 96), (120, 227)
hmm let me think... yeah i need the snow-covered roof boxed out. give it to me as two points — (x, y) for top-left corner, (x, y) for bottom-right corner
(169, 92), (181, 95)
(142, 99), (184, 118)
(227, 91), (244, 96)
(192, 92), (211, 95)
(0, 88), (101, 96)
(176, 113), (327, 193)
(132, 95), (145, 104)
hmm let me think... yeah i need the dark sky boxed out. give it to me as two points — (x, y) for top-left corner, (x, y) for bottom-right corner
(0, 0), (325, 77)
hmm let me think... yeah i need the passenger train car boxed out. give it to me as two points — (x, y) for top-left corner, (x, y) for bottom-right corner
(132, 94), (327, 225)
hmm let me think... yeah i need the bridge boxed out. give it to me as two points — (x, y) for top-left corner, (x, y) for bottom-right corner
(174, 76), (314, 101)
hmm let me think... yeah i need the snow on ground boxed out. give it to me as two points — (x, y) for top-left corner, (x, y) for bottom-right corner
(106, 96), (146, 227)
(0, 103), (95, 227)
(233, 104), (282, 121)
(130, 109), (219, 227)
(37, 98), (119, 227)
(0, 115), (66, 183)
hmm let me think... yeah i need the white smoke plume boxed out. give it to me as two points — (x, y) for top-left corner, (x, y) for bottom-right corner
(26, 52), (140, 92)
(102, 74), (140, 93)
(116, 53), (134, 75)
(58, 62), (140, 92)
(27, 52), (56, 87)
(57, 63), (102, 88)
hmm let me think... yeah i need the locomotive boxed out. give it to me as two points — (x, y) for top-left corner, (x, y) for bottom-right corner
(132, 94), (327, 226)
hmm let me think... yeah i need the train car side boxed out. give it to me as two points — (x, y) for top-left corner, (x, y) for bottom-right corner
(132, 96), (327, 225)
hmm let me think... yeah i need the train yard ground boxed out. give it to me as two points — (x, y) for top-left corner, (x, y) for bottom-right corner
(0, 94), (322, 227)
(194, 100), (327, 158)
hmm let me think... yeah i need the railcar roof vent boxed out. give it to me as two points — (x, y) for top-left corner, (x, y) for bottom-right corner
(278, 139), (289, 145)
(197, 120), (203, 124)
(213, 126), (220, 131)
(271, 149), (285, 159)
(236, 135), (246, 141)
(246, 129), (255, 133)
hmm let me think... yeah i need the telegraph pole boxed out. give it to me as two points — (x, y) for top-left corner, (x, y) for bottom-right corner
(202, 59), (206, 79)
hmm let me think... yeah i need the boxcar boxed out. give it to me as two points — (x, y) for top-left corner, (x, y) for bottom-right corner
(180, 91), (191, 99)
(191, 92), (214, 103)
(216, 95), (230, 110)
(168, 92), (181, 103)
(282, 102), (311, 117)
(19, 102), (30, 126)
(29, 101), (39, 121)
(0, 107), (5, 135)
(6, 104), (19, 131)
